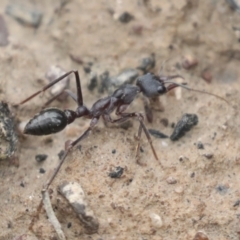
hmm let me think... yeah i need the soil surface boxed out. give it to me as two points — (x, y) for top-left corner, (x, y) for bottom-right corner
(0, 1), (240, 240)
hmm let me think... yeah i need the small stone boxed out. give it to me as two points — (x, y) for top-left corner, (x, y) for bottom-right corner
(5, 4), (43, 28)
(118, 12), (134, 23)
(174, 186), (184, 194)
(39, 168), (45, 174)
(148, 129), (168, 139)
(137, 54), (155, 73)
(20, 182), (25, 187)
(67, 222), (72, 228)
(35, 154), (48, 162)
(58, 150), (65, 160)
(197, 141), (204, 149)
(87, 72), (98, 91)
(112, 149), (116, 154)
(59, 181), (99, 233)
(98, 71), (110, 93)
(166, 176), (177, 184)
(109, 69), (139, 90)
(233, 199), (240, 207)
(182, 55), (198, 69)
(193, 231), (209, 240)
(149, 213), (163, 228)
(216, 184), (228, 195)
(109, 166), (124, 178)
(45, 65), (70, 100)
(160, 118), (168, 127)
(203, 153), (213, 159)
(170, 114), (198, 141)
(201, 69), (212, 83)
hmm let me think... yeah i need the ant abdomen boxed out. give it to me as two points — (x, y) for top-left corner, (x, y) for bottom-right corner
(24, 108), (68, 135)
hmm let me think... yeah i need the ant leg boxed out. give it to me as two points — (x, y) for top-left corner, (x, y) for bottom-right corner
(44, 117), (98, 190)
(104, 113), (161, 166)
(142, 97), (153, 123)
(16, 70), (83, 107)
(29, 117), (99, 231)
(41, 89), (78, 109)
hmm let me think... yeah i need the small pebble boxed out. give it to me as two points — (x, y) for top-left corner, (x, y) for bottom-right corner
(5, 3), (43, 28)
(197, 141), (204, 149)
(149, 213), (163, 228)
(45, 65), (70, 100)
(216, 184), (228, 195)
(20, 182), (25, 187)
(98, 71), (110, 93)
(137, 54), (155, 73)
(203, 153), (213, 159)
(148, 129), (168, 139)
(190, 172), (195, 178)
(67, 222), (72, 228)
(201, 69), (212, 83)
(59, 181), (99, 233)
(118, 12), (134, 23)
(182, 55), (198, 69)
(39, 168), (45, 174)
(109, 166), (124, 178)
(69, 54), (84, 64)
(166, 176), (177, 184)
(174, 186), (184, 194)
(233, 200), (240, 207)
(112, 149), (116, 154)
(193, 231), (209, 240)
(87, 72), (98, 91)
(160, 118), (168, 127)
(58, 150), (65, 160)
(170, 114), (198, 141)
(35, 154), (48, 162)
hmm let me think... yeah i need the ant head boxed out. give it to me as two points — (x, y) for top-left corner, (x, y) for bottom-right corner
(136, 73), (167, 98)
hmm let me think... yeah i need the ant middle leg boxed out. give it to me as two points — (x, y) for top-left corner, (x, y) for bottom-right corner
(103, 112), (161, 166)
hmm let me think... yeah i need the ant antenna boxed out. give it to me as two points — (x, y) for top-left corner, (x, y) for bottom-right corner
(164, 81), (230, 105)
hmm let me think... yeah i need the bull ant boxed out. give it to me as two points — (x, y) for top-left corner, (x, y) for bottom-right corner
(15, 69), (228, 230)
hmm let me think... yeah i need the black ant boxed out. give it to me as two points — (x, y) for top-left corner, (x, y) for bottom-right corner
(16, 70), (228, 190)
(15, 69), (228, 230)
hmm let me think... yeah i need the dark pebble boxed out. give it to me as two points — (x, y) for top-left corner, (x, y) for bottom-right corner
(197, 141), (204, 149)
(233, 200), (240, 207)
(58, 150), (65, 160)
(160, 118), (169, 127)
(170, 114), (198, 141)
(87, 72), (98, 91)
(216, 184), (228, 195)
(203, 153), (213, 159)
(20, 182), (25, 187)
(190, 172), (195, 178)
(35, 154), (48, 162)
(137, 54), (155, 73)
(118, 12), (134, 23)
(112, 149), (116, 154)
(109, 166), (124, 178)
(5, 3), (43, 28)
(39, 168), (46, 174)
(98, 71), (110, 93)
(67, 222), (72, 228)
(148, 129), (168, 139)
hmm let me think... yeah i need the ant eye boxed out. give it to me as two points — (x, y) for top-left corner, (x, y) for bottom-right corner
(157, 86), (166, 94)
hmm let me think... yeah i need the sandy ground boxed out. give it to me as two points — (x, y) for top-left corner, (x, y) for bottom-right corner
(0, 0), (240, 239)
